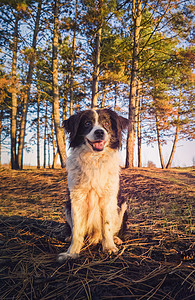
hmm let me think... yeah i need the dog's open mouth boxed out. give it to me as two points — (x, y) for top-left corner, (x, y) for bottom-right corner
(87, 139), (106, 151)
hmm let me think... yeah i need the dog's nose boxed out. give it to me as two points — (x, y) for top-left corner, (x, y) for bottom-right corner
(94, 129), (105, 140)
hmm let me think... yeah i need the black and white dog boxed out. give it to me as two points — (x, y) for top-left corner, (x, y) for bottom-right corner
(58, 108), (129, 261)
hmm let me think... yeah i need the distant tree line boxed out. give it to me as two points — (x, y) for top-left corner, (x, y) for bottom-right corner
(0, 0), (194, 169)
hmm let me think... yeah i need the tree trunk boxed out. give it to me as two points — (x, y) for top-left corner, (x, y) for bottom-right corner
(114, 82), (117, 111)
(17, 0), (42, 169)
(51, 114), (56, 169)
(134, 79), (140, 129)
(43, 101), (47, 169)
(156, 114), (165, 169)
(101, 82), (107, 108)
(11, 15), (19, 169)
(137, 81), (142, 167)
(52, 0), (66, 168)
(137, 104), (142, 167)
(166, 125), (179, 169)
(37, 92), (40, 169)
(48, 133), (50, 168)
(137, 119), (142, 167)
(63, 79), (68, 121)
(69, 0), (78, 116)
(53, 151), (59, 169)
(91, 25), (102, 108)
(125, 0), (142, 168)
(166, 94), (181, 169)
(0, 109), (3, 167)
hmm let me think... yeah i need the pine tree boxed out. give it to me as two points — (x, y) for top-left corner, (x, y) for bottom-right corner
(17, 0), (42, 169)
(11, 13), (19, 169)
(125, 0), (142, 168)
(52, 0), (66, 168)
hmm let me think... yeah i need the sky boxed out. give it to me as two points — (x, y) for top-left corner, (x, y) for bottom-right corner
(2, 138), (195, 168)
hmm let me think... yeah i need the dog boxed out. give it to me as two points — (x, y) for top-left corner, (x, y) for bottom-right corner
(58, 108), (129, 261)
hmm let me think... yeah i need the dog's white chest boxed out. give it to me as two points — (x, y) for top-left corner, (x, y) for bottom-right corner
(67, 147), (120, 196)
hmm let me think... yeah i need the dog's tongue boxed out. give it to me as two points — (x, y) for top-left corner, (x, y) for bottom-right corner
(93, 141), (105, 151)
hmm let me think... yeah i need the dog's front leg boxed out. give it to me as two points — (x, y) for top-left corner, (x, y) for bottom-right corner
(102, 200), (118, 255)
(58, 215), (85, 261)
(58, 194), (86, 261)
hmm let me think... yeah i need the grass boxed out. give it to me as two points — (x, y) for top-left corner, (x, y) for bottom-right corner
(0, 167), (194, 299)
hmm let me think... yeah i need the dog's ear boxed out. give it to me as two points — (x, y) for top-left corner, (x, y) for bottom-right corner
(63, 113), (82, 141)
(102, 108), (129, 148)
(62, 117), (75, 134)
(104, 108), (129, 131)
(62, 119), (69, 132)
(116, 114), (128, 148)
(118, 115), (129, 131)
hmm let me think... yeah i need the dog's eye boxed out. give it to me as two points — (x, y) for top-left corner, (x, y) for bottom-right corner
(84, 120), (92, 127)
(103, 121), (109, 127)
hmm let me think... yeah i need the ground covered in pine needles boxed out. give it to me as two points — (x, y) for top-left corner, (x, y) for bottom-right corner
(0, 167), (194, 299)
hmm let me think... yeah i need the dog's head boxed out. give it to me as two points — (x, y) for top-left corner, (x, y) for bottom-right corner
(63, 109), (129, 151)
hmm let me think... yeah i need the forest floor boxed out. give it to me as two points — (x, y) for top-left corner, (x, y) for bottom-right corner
(0, 167), (194, 299)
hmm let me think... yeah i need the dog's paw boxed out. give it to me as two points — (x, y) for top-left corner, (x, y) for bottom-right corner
(103, 244), (119, 255)
(106, 247), (119, 255)
(114, 236), (123, 245)
(57, 252), (79, 262)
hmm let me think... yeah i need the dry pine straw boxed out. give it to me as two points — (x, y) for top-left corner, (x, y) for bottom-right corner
(0, 167), (194, 299)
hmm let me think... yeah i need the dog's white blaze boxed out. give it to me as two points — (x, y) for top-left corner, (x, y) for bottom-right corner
(86, 110), (109, 143)
(93, 109), (99, 125)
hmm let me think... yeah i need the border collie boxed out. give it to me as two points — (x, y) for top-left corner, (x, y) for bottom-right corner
(58, 108), (129, 261)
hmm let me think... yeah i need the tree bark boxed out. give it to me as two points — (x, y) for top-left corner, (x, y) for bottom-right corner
(69, 0), (78, 116)
(43, 101), (47, 169)
(48, 132), (50, 168)
(0, 109), (3, 167)
(125, 0), (142, 168)
(101, 82), (107, 108)
(37, 92), (40, 169)
(166, 125), (179, 169)
(156, 114), (165, 169)
(11, 15), (19, 169)
(137, 80), (142, 167)
(51, 113), (56, 169)
(63, 78), (68, 121)
(114, 82), (117, 111)
(52, 0), (66, 168)
(17, 0), (42, 169)
(137, 118), (142, 167)
(166, 94), (181, 169)
(53, 151), (59, 169)
(91, 6), (102, 109)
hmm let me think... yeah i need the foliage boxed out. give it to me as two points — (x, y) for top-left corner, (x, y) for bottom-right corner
(0, 0), (194, 167)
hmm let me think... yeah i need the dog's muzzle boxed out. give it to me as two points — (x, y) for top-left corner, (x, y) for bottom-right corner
(87, 139), (106, 151)
(86, 128), (108, 151)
